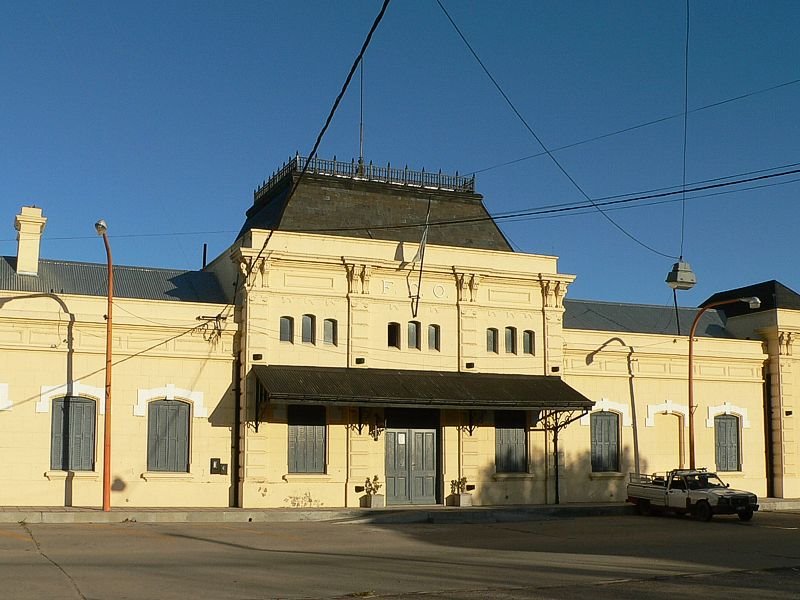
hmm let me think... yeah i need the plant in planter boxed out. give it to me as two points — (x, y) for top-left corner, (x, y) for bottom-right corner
(448, 476), (473, 507)
(362, 475), (385, 508)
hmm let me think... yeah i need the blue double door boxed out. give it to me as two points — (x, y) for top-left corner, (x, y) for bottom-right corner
(384, 409), (440, 505)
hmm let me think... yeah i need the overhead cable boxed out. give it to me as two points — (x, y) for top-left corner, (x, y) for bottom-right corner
(435, 0), (675, 259)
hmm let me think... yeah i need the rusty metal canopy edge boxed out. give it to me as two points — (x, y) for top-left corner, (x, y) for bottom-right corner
(252, 365), (593, 411)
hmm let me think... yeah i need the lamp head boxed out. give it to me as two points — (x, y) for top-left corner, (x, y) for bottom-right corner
(94, 219), (108, 235)
(666, 260), (697, 291)
(741, 296), (761, 310)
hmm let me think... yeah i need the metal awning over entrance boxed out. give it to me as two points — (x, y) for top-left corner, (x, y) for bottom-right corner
(252, 365), (593, 411)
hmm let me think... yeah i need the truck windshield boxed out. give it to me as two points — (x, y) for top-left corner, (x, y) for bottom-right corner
(685, 473), (726, 490)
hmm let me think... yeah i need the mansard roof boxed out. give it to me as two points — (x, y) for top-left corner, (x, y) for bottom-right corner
(0, 256), (227, 304)
(239, 156), (513, 252)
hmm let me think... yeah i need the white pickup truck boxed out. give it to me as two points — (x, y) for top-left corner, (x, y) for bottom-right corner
(626, 469), (758, 521)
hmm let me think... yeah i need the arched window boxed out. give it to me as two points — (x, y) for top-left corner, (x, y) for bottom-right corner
(148, 400), (190, 472)
(715, 415), (740, 472)
(428, 324), (441, 351)
(323, 318), (338, 346)
(51, 397), (96, 471)
(408, 321), (421, 350)
(279, 316), (294, 343)
(505, 326), (517, 354)
(486, 328), (499, 353)
(590, 412), (620, 472)
(302, 314), (316, 344)
(387, 322), (401, 349)
(523, 330), (535, 355)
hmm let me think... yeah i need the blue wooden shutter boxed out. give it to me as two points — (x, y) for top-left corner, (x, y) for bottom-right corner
(51, 398), (96, 471)
(495, 411), (526, 473)
(288, 405), (326, 473)
(72, 400), (95, 471)
(715, 415), (739, 471)
(50, 399), (66, 470)
(148, 400), (189, 472)
(591, 412), (619, 472)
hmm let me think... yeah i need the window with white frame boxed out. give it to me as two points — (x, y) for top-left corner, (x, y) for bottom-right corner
(323, 318), (338, 346)
(523, 330), (535, 355)
(302, 314), (316, 344)
(715, 415), (740, 472)
(51, 397), (96, 471)
(147, 399), (190, 472)
(428, 324), (441, 351)
(486, 328), (499, 353)
(505, 326), (517, 354)
(280, 316), (294, 343)
(388, 322), (401, 349)
(590, 412), (620, 472)
(408, 321), (421, 350)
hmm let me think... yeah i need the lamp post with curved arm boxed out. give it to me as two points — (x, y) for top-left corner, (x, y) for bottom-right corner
(688, 296), (760, 469)
(95, 219), (113, 512)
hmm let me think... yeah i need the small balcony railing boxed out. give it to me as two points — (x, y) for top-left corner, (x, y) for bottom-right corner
(254, 155), (475, 200)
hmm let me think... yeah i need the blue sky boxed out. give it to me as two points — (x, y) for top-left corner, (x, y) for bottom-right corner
(2, 1), (798, 307)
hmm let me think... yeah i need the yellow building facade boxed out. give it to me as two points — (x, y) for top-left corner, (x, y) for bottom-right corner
(1, 159), (797, 508)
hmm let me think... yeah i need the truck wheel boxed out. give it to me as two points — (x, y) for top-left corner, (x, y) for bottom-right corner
(694, 501), (712, 522)
(738, 508), (754, 522)
(637, 500), (651, 516)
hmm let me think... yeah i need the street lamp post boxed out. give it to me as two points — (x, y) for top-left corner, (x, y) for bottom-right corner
(95, 219), (113, 512)
(688, 296), (760, 469)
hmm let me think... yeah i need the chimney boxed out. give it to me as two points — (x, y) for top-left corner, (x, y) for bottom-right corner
(14, 206), (47, 276)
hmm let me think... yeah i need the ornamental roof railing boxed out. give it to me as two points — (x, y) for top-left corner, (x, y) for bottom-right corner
(254, 155), (476, 200)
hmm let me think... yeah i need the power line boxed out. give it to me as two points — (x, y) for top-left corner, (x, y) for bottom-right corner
(294, 165), (800, 233)
(436, 0), (674, 259)
(679, 0), (690, 258)
(244, 0), (392, 282)
(469, 77), (800, 176)
(5, 161), (798, 244)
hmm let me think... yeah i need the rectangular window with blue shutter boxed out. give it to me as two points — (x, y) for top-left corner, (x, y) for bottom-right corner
(715, 415), (740, 472)
(590, 412), (620, 472)
(288, 405), (326, 473)
(147, 400), (190, 472)
(495, 410), (527, 473)
(51, 397), (96, 471)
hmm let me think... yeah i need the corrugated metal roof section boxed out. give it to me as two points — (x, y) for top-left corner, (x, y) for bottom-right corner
(0, 256), (227, 304)
(253, 365), (593, 411)
(563, 299), (732, 339)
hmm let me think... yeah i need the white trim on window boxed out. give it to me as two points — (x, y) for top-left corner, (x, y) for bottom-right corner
(37, 381), (104, 414)
(135, 384), (207, 418)
(706, 402), (750, 429)
(646, 400), (688, 427)
(580, 398), (632, 427)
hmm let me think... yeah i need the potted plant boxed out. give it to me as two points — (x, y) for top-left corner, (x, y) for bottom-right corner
(361, 475), (385, 508)
(447, 476), (473, 507)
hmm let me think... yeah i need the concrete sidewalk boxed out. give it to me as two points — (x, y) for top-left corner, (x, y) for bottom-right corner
(1, 498), (797, 524)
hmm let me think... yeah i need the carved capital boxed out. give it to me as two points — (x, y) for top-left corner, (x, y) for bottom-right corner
(345, 263), (358, 294)
(779, 331), (795, 356)
(239, 256), (270, 288)
(469, 274), (481, 302)
(454, 272), (467, 302)
(360, 266), (372, 294)
(554, 281), (567, 308)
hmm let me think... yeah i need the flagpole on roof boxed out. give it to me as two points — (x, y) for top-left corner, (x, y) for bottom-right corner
(411, 198), (431, 318)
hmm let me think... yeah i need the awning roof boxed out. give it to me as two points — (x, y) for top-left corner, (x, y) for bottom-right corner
(252, 365), (593, 411)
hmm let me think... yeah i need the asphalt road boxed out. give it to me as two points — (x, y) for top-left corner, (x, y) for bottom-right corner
(1, 511), (799, 599)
